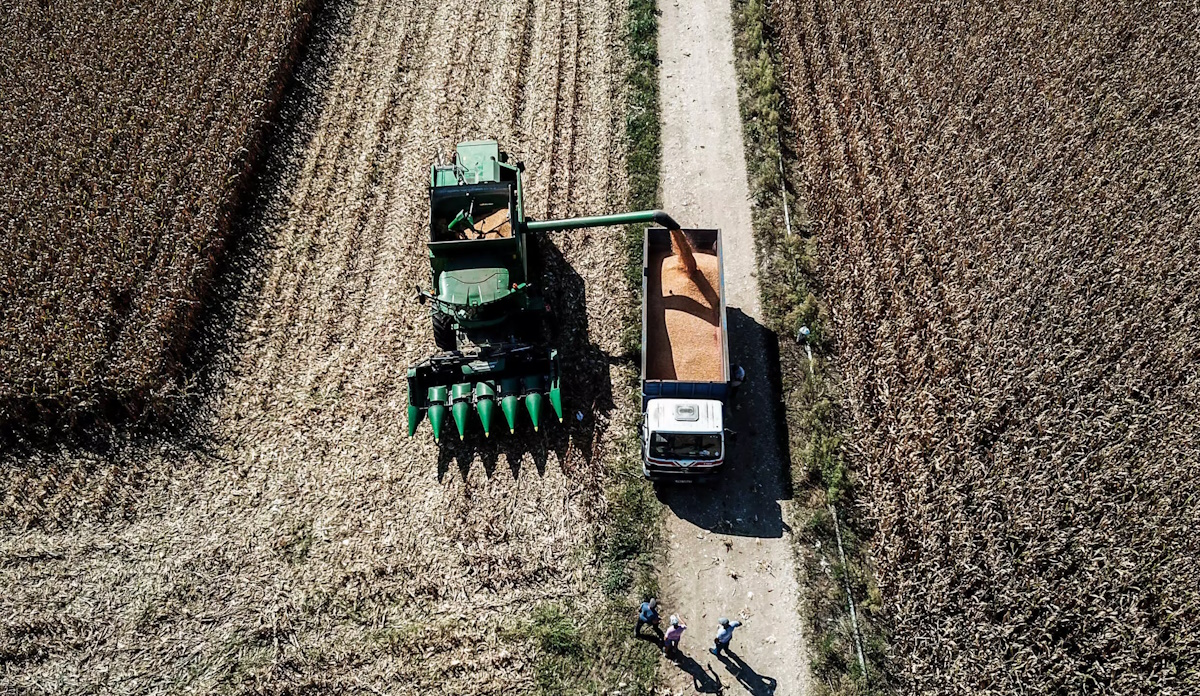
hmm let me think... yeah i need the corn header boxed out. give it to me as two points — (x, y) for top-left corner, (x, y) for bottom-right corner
(407, 140), (679, 440)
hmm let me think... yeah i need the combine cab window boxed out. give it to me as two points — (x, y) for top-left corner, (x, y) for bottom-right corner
(650, 432), (722, 461)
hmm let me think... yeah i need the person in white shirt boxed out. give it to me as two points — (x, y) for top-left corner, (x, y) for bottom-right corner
(663, 615), (687, 657)
(710, 617), (742, 655)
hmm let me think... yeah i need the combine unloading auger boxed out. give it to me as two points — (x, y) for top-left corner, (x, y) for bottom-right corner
(406, 140), (680, 441)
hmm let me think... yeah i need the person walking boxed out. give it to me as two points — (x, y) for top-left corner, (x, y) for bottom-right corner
(635, 598), (662, 638)
(662, 615), (687, 657)
(709, 617), (742, 656)
(729, 364), (746, 406)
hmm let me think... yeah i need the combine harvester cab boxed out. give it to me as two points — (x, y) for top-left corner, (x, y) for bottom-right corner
(407, 140), (684, 442)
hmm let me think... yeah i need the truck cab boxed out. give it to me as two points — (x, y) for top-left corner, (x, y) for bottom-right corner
(642, 398), (725, 478)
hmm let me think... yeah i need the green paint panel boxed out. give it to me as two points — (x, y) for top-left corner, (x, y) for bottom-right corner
(501, 395), (519, 433)
(525, 392), (543, 432)
(455, 140), (501, 183)
(437, 266), (511, 306)
(477, 400), (494, 437)
(407, 405), (422, 437)
(429, 404), (447, 441)
(474, 382), (496, 437)
(452, 402), (471, 438)
(549, 386), (563, 422)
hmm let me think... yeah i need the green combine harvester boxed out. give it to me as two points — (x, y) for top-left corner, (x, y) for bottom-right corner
(407, 139), (679, 441)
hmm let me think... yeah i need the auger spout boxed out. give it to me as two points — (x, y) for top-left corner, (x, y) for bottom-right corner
(525, 209), (681, 233)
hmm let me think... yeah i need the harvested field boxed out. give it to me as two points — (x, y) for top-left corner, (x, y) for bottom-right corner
(1, 0), (641, 691)
(774, 0), (1200, 692)
(0, 0), (317, 428)
(645, 244), (722, 382)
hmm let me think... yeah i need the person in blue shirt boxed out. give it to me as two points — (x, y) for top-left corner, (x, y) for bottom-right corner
(710, 617), (742, 655)
(635, 598), (662, 638)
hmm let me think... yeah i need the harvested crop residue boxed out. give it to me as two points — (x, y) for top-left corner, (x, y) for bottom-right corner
(0, 0), (636, 691)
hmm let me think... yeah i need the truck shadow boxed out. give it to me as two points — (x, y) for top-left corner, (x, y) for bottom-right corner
(435, 232), (619, 482)
(656, 307), (794, 538)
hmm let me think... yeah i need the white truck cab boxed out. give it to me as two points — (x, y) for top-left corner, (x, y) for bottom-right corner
(642, 398), (725, 478)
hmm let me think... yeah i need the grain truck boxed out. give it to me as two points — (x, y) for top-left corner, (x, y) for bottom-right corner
(640, 227), (732, 480)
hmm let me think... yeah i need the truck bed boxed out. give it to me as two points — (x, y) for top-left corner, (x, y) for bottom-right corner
(644, 230), (726, 382)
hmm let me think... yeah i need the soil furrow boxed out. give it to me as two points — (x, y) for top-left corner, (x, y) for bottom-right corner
(312, 0), (436, 386)
(282, 0), (415, 380)
(250, 0), (394, 396)
(319, 0), (441, 393)
(509, 0), (538, 133)
(254, 0), (384, 311)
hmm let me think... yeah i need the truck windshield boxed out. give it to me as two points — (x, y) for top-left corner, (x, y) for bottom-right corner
(650, 432), (722, 461)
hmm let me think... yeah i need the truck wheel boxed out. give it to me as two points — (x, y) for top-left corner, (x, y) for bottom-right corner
(433, 311), (457, 351)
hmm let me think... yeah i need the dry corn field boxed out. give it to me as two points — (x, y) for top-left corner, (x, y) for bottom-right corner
(0, 0), (317, 428)
(776, 0), (1199, 692)
(1, 0), (640, 691)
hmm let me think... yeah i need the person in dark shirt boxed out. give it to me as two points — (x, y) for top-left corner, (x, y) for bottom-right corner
(730, 364), (746, 402)
(635, 598), (662, 638)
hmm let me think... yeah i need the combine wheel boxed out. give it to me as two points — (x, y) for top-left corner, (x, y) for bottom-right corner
(433, 311), (457, 351)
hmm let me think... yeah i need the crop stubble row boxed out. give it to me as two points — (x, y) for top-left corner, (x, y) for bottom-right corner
(1, 0), (634, 692)
(775, 0), (1199, 692)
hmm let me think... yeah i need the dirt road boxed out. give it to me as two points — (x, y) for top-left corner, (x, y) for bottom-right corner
(656, 0), (809, 693)
(1, 0), (637, 691)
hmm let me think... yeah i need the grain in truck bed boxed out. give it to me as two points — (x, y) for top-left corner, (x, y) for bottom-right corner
(646, 248), (723, 381)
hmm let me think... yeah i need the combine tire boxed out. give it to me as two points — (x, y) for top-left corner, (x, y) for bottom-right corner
(433, 312), (457, 351)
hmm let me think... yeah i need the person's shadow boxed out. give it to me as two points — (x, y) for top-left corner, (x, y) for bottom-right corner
(668, 651), (725, 693)
(714, 650), (778, 695)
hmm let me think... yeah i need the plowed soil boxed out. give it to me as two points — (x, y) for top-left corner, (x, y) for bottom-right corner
(0, 0), (635, 691)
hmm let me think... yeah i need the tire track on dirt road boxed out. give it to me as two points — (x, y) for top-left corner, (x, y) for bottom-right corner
(657, 0), (810, 693)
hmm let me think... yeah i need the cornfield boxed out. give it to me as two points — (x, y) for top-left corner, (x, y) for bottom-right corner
(0, 0), (316, 429)
(775, 0), (1200, 692)
(1, 0), (643, 690)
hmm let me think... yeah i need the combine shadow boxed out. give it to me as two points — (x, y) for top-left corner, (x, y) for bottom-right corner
(656, 307), (794, 538)
(435, 232), (623, 480)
